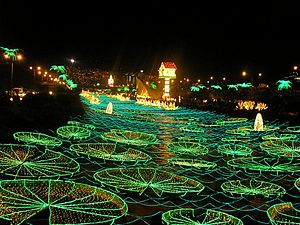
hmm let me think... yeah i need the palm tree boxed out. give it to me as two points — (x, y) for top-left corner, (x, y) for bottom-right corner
(58, 74), (69, 81)
(199, 85), (206, 89)
(211, 85), (222, 90)
(276, 80), (292, 91)
(50, 65), (66, 74)
(227, 84), (238, 90)
(236, 82), (252, 88)
(190, 86), (200, 92)
(0, 47), (20, 60)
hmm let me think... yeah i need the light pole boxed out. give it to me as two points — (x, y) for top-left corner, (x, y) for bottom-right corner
(1, 47), (22, 89)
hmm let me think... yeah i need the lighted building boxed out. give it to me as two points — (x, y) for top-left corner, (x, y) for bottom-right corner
(108, 75), (114, 87)
(158, 62), (177, 99)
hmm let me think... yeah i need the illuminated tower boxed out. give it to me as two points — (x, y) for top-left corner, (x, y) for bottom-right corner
(158, 62), (177, 99)
(108, 75), (114, 87)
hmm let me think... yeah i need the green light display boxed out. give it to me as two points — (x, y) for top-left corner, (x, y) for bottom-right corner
(217, 144), (253, 156)
(101, 129), (158, 146)
(56, 125), (91, 140)
(162, 208), (243, 225)
(94, 167), (205, 197)
(221, 180), (286, 197)
(13, 132), (62, 147)
(260, 140), (300, 158)
(167, 141), (209, 156)
(70, 143), (152, 162)
(0, 144), (79, 178)
(267, 202), (300, 224)
(0, 179), (127, 225)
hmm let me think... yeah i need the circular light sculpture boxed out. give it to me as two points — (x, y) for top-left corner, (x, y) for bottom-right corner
(0, 179), (127, 225)
(167, 141), (209, 156)
(94, 167), (204, 197)
(13, 132), (62, 147)
(56, 125), (91, 140)
(162, 208), (243, 225)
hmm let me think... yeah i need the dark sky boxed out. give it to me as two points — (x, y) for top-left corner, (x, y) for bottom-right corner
(0, 1), (299, 81)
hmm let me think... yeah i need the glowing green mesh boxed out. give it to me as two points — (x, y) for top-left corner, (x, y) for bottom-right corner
(287, 126), (300, 133)
(56, 125), (91, 140)
(0, 144), (79, 178)
(101, 129), (158, 146)
(267, 202), (300, 224)
(196, 122), (224, 127)
(179, 126), (205, 133)
(221, 136), (250, 143)
(295, 178), (300, 192)
(227, 157), (300, 173)
(238, 125), (280, 132)
(162, 208), (243, 225)
(67, 120), (96, 130)
(262, 134), (297, 141)
(167, 142), (209, 155)
(217, 144), (253, 156)
(13, 132), (62, 147)
(168, 158), (217, 169)
(178, 136), (207, 143)
(216, 117), (248, 125)
(260, 141), (300, 158)
(0, 179), (127, 225)
(221, 180), (286, 197)
(225, 129), (250, 136)
(70, 143), (152, 162)
(94, 167), (205, 197)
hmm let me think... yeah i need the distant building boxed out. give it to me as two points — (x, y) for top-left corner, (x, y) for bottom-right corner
(158, 62), (177, 99)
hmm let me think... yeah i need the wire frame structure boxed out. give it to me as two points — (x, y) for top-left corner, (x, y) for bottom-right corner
(70, 143), (152, 162)
(0, 144), (79, 178)
(56, 125), (91, 140)
(267, 202), (300, 225)
(101, 129), (158, 146)
(217, 144), (253, 156)
(227, 157), (300, 173)
(0, 179), (128, 225)
(221, 179), (286, 197)
(260, 141), (300, 158)
(13, 132), (62, 147)
(162, 208), (243, 225)
(168, 157), (217, 170)
(167, 141), (209, 156)
(94, 167), (205, 197)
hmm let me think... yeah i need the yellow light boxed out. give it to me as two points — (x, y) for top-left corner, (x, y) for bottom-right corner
(294, 66), (298, 70)
(16, 54), (22, 60)
(242, 71), (247, 76)
(4, 54), (9, 59)
(258, 73), (262, 77)
(38, 71), (42, 75)
(37, 66), (41, 70)
(210, 76), (213, 80)
(197, 79), (200, 82)
(222, 77), (226, 81)
(29, 66), (33, 70)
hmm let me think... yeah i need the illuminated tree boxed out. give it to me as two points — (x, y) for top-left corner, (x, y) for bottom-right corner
(276, 80), (292, 91)
(58, 73), (69, 81)
(50, 65), (66, 74)
(190, 86), (200, 92)
(236, 82), (252, 88)
(227, 84), (238, 90)
(150, 81), (157, 89)
(0, 46), (20, 60)
(211, 85), (222, 90)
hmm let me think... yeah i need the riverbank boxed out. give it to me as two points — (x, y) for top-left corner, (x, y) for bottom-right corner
(0, 90), (85, 143)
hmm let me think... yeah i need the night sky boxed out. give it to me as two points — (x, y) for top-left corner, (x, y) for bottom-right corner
(0, 1), (299, 81)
